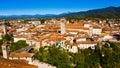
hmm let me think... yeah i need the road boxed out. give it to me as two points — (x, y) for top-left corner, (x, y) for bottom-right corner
(16, 45), (35, 52)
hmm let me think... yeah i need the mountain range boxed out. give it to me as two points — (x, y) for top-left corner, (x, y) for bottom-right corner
(0, 6), (120, 18)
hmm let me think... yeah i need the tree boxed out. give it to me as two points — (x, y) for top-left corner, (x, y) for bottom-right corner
(10, 40), (28, 52)
(2, 34), (12, 43)
(100, 42), (120, 68)
(35, 46), (73, 68)
(0, 40), (3, 56)
(35, 42), (120, 68)
(73, 53), (85, 68)
(0, 45), (2, 56)
(47, 46), (72, 68)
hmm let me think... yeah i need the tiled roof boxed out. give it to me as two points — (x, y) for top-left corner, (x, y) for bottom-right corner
(71, 41), (97, 46)
(0, 29), (4, 33)
(66, 23), (89, 30)
(9, 52), (34, 58)
(92, 24), (101, 29)
(0, 58), (37, 68)
(76, 41), (97, 44)
(1, 44), (9, 46)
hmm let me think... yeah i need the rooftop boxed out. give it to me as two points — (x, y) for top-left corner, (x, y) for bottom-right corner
(0, 58), (37, 68)
(9, 52), (35, 58)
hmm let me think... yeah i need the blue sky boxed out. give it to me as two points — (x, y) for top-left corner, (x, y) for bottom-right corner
(0, 0), (120, 15)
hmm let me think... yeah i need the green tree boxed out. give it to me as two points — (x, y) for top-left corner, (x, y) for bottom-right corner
(0, 45), (2, 56)
(2, 34), (13, 43)
(10, 40), (28, 52)
(35, 46), (73, 68)
(101, 42), (120, 68)
(73, 53), (85, 68)
(47, 46), (72, 68)
(35, 42), (120, 68)
(0, 40), (3, 56)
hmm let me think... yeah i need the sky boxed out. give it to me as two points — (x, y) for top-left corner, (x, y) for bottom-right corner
(0, 0), (120, 15)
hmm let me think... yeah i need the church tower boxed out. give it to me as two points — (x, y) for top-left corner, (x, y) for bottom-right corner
(60, 18), (66, 34)
(1, 44), (9, 59)
(2, 23), (7, 35)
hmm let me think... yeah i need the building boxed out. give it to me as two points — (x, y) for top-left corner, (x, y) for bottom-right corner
(91, 24), (102, 35)
(66, 41), (97, 53)
(14, 35), (28, 42)
(28, 21), (41, 25)
(77, 41), (97, 49)
(1, 44), (35, 64)
(9, 52), (35, 64)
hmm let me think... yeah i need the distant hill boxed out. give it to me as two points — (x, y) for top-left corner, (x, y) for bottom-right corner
(0, 6), (120, 18)
(64, 6), (120, 19)
(0, 14), (57, 18)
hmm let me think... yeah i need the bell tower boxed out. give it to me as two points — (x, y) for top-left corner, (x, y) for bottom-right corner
(60, 18), (66, 34)
(2, 22), (7, 35)
(1, 44), (9, 59)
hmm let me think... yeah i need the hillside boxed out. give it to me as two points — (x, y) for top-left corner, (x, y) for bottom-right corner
(0, 6), (120, 19)
(63, 6), (120, 19)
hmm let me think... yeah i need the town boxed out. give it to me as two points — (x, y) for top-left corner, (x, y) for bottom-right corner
(0, 17), (120, 68)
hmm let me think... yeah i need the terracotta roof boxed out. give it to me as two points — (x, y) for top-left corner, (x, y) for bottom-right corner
(0, 58), (37, 68)
(1, 44), (9, 46)
(76, 36), (86, 39)
(76, 41), (97, 44)
(65, 33), (75, 37)
(46, 34), (65, 41)
(102, 26), (111, 31)
(9, 52), (34, 58)
(0, 29), (4, 33)
(92, 24), (101, 29)
(71, 41), (97, 46)
(66, 23), (89, 30)
(14, 35), (28, 38)
(66, 30), (79, 32)
(8, 28), (16, 33)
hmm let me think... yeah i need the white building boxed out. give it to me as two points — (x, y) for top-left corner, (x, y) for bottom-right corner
(28, 21), (41, 25)
(89, 27), (102, 35)
(77, 41), (97, 49)
(67, 45), (78, 53)
(92, 28), (102, 35)
(66, 41), (97, 53)
(14, 35), (27, 42)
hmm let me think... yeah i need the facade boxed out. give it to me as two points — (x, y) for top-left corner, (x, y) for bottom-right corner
(92, 28), (102, 35)
(67, 45), (78, 53)
(78, 42), (97, 49)
(28, 21), (41, 25)
(14, 37), (27, 42)
(66, 41), (97, 53)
